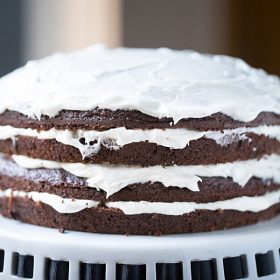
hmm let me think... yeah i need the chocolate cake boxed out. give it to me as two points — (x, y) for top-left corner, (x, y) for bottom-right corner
(0, 45), (279, 235)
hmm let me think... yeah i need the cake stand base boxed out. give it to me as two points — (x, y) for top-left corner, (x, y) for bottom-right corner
(0, 216), (279, 280)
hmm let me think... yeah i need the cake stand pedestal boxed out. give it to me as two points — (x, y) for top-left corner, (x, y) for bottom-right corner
(0, 216), (279, 280)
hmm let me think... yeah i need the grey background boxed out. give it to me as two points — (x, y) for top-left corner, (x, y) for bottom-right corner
(0, 0), (280, 76)
(0, 0), (22, 77)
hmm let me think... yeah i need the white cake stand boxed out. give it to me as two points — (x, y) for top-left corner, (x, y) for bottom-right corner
(0, 215), (279, 280)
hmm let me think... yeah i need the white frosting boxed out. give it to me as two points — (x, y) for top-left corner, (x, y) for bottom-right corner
(12, 154), (280, 197)
(1, 188), (279, 215)
(0, 189), (98, 213)
(0, 125), (279, 157)
(107, 189), (280, 215)
(0, 45), (279, 122)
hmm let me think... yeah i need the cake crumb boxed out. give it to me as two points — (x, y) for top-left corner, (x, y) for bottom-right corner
(59, 227), (65, 233)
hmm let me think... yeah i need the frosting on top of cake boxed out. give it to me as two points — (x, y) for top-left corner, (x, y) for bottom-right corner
(0, 45), (279, 122)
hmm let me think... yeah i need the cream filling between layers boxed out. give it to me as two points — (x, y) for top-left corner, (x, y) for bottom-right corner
(1, 188), (280, 215)
(11, 154), (280, 197)
(0, 189), (98, 213)
(0, 125), (279, 157)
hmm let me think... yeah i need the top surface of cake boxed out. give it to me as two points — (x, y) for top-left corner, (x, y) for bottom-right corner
(0, 45), (279, 122)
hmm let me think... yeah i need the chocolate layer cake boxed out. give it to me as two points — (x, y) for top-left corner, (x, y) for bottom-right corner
(0, 45), (279, 235)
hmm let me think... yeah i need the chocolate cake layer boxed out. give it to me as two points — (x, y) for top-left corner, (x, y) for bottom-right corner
(0, 110), (280, 131)
(1, 197), (280, 235)
(1, 177), (279, 203)
(0, 133), (279, 166)
(0, 155), (279, 203)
